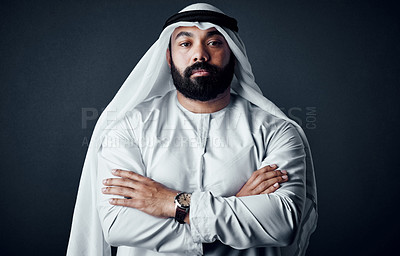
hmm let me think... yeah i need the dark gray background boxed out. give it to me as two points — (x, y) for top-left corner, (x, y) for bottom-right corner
(1, 0), (399, 255)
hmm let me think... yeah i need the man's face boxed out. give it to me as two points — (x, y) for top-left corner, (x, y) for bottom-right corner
(167, 26), (235, 101)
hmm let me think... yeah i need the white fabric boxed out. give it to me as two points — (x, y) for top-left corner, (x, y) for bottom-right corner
(98, 91), (307, 256)
(67, 3), (317, 256)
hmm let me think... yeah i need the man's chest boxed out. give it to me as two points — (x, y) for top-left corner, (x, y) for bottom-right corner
(138, 120), (265, 196)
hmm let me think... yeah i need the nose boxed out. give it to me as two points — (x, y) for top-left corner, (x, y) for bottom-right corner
(192, 44), (209, 63)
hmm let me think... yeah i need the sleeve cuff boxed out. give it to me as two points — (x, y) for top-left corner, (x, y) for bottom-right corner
(183, 224), (203, 255)
(189, 191), (214, 244)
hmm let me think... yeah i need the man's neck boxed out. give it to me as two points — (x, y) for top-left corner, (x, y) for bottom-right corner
(176, 88), (231, 114)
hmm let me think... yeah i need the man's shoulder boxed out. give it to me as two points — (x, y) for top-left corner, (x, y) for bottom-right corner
(234, 96), (302, 151)
(232, 94), (290, 129)
(104, 91), (175, 140)
(122, 90), (176, 124)
(133, 90), (176, 115)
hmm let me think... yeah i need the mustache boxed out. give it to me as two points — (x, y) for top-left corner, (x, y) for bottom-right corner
(183, 62), (219, 78)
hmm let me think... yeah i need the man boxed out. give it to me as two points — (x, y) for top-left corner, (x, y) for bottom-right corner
(67, 3), (317, 256)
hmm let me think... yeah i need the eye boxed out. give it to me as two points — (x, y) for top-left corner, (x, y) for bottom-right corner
(208, 40), (223, 47)
(179, 42), (191, 47)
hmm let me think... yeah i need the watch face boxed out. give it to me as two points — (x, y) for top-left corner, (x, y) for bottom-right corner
(177, 193), (191, 207)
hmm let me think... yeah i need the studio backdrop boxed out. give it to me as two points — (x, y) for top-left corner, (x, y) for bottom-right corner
(1, 0), (399, 255)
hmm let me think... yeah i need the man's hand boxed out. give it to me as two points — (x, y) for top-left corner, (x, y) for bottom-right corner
(236, 164), (288, 197)
(102, 169), (178, 218)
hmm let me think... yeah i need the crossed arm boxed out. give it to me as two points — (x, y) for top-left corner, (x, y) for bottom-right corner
(97, 121), (306, 253)
(102, 164), (289, 223)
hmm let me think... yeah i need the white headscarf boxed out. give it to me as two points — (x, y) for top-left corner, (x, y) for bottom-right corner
(67, 3), (317, 256)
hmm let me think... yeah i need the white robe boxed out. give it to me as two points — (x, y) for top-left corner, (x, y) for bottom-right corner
(67, 4), (317, 256)
(97, 90), (307, 255)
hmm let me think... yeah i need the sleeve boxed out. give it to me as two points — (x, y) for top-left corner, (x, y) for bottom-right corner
(96, 116), (202, 255)
(189, 121), (306, 249)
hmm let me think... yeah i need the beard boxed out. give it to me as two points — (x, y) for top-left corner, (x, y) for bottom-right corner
(170, 55), (235, 102)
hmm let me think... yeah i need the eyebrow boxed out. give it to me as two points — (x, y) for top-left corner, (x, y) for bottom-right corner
(206, 30), (223, 37)
(174, 30), (224, 40)
(175, 31), (193, 40)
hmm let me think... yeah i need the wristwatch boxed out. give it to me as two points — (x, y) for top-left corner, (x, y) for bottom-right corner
(174, 192), (191, 224)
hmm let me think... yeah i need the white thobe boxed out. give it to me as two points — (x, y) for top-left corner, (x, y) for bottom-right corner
(97, 90), (306, 256)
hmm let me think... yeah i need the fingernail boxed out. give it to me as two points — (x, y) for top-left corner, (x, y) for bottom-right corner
(281, 170), (287, 174)
(271, 164), (277, 168)
(102, 179), (107, 184)
(102, 187), (107, 192)
(282, 175), (288, 179)
(109, 199), (114, 204)
(111, 169), (117, 173)
(273, 182), (279, 188)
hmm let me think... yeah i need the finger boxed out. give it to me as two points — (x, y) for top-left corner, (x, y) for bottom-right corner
(246, 164), (279, 186)
(253, 175), (289, 194)
(262, 182), (280, 194)
(103, 178), (143, 190)
(259, 164), (279, 173)
(112, 169), (149, 182)
(102, 186), (134, 198)
(253, 170), (287, 187)
(108, 198), (145, 209)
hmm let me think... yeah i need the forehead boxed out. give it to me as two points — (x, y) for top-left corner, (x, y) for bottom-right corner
(171, 26), (226, 41)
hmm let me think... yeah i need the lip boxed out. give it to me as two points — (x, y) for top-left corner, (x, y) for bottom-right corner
(191, 69), (210, 77)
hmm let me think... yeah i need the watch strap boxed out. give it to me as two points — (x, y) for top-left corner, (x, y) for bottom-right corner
(175, 206), (188, 224)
